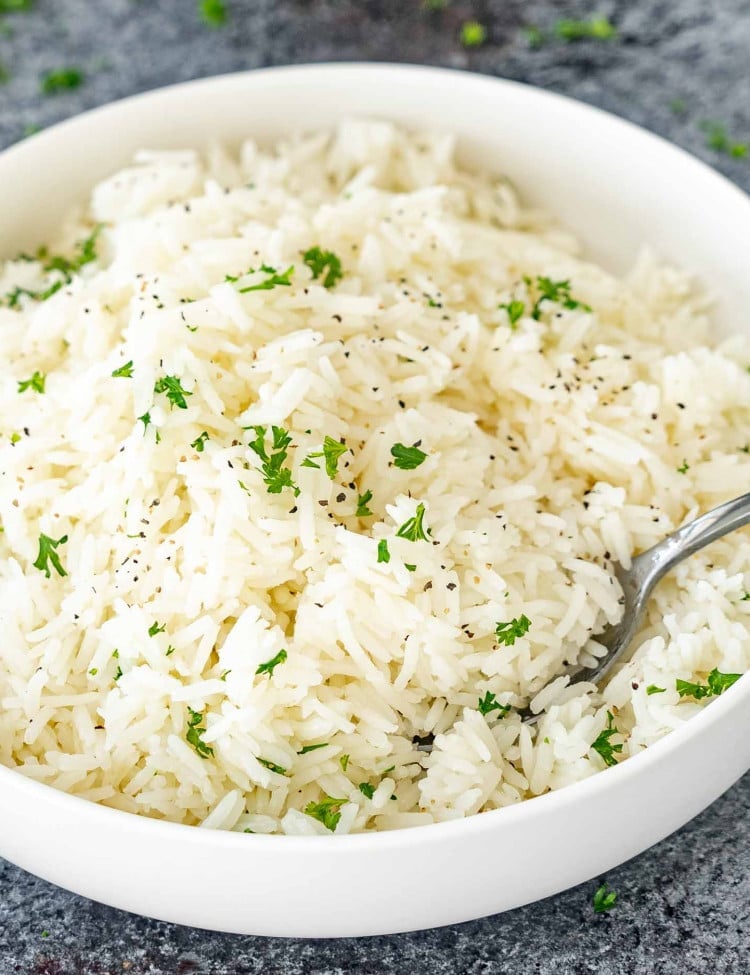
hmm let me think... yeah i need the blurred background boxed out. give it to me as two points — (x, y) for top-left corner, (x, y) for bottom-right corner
(0, 2), (749, 973)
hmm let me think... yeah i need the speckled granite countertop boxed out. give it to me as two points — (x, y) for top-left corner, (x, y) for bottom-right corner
(0, 1), (749, 971)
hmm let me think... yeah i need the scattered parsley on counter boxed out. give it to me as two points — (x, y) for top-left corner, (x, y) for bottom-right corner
(356, 489), (374, 517)
(198, 0), (226, 27)
(303, 435), (348, 477)
(41, 67), (84, 95)
(304, 795), (347, 831)
(676, 669), (741, 700)
(255, 648), (288, 678)
(257, 757), (287, 775)
(186, 707), (214, 758)
(477, 691), (511, 718)
(248, 425), (300, 496)
(699, 120), (748, 159)
(154, 375), (192, 410)
(523, 25), (546, 48)
(669, 97), (687, 116)
(148, 622), (166, 637)
(422, 0), (448, 9)
(377, 539), (391, 564)
(226, 264), (294, 292)
(302, 247), (343, 289)
(111, 361), (134, 378)
(191, 431), (209, 452)
(460, 20), (486, 47)
(499, 299), (525, 328)
(591, 711), (623, 767)
(17, 371), (46, 394)
(646, 685), (666, 695)
(358, 782), (375, 800)
(0, 0), (34, 10)
(299, 743), (328, 754)
(555, 16), (617, 41)
(592, 882), (617, 913)
(32, 532), (68, 578)
(396, 502), (430, 542)
(495, 614), (531, 646)
(391, 442), (428, 470)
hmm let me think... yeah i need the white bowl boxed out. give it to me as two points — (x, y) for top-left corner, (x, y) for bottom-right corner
(1, 64), (749, 939)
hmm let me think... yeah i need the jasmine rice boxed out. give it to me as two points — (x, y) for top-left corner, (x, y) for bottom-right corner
(1, 121), (748, 835)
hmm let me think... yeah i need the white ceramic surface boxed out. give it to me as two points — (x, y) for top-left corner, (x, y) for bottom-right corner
(1, 64), (749, 939)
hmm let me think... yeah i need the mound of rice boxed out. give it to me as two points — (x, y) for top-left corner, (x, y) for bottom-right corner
(1, 121), (748, 835)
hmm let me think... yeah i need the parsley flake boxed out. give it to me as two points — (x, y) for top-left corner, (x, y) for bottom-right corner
(677, 459), (690, 474)
(339, 754), (350, 771)
(302, 247), (343, 288)
(299, 743), (328, 754)
(255, 648), (287, 677)
(358, 782), (375, 799)
(41, 67), (84, 95)
(248, 425), (300, 496)
(377, 539), (391, 564)
(198, 0), (226, 27)
(32, 533), (68, 578)
(17, 371), (46, 394)
(676, 669), (741, 700)
(148, 622), (166, 637)
(391, 442), (428, 470)
(646, 685), (666, 696)
(495, 614), (531, 646)
(154, 374), (192, 410)
(555, 16), (617, 41)
(356, 489), (374, 517)
(699, 120), (748, 159)
(305, 795), (347, 831)
(593, 883), (617, 913)
(227, 264), (294, 292)
(460, 20), (486, 46)
(529, 276), (591, 319)
(477, 691), (511, 717)
(396, 502), (430, 542)
(499, 299), (525, 328)
(257, 757), (287, 775)
(186, 707), (214, 758)
(191, 431), (209, 452)
(111, 361), (134, 378)
(304, 436), (348, 478)
(591, 711), (623, 767)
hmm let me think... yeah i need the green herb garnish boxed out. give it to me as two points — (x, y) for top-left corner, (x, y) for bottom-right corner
(186, 706), (214, 758)
(591, 711), (623, 767)
(0, 1), (35, 11)
(339, 754), (350, 771)
(592, 882), (617, 913)
(227, 264), (294, 292)
(377, 539), (391, 564)
(477, 691), (511, 717)
(676, 669), (741, 700)
(499, 299), (525, 328)
(303, 435), (348, 477)
(495, 614), (531, 646)
(677, 459), (690, 474)
(356, 489), (374, 517)
(17, 371), (46, 394)
(395, 502), (429, 542)
(299, 743), (328, 754)
(460, 20), (486, 46)
(358, 782), (375, 799)
(41, 67), (84, 94)
(304, 795), (347, 831)
(530, 276), (591, 319)
(255, 648), (288, 677)
(391, 442), (427, 470)
(302, 247), (343, 289)
(646, 685), (666, 695)
(248, 425), (300, 496)
(404, 563), (417, 572)
(555, 16), (617, 41)
(32, 533), (68, 578)
(257, 757), (287, 775)
(111, 361), (134, 379)
(198, 0), (226, 27)
(699, 120), (748, 159)
(148, 622), (166, 637)
(191, 431), (209, 452)
(154, 375), (192, 410)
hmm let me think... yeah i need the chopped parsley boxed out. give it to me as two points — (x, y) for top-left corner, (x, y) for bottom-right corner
(356, 489), (374, 517)
(555, 16), (617, 41)
(303, 435), (348, 477)
(460, 20), (486, 46)
(186, 707), (214, 758)
(495, 614), (531, 646)
(646, 685), (666, 696)
(675, 669), (741, 700)
(339, 753), (350, 771)
(477, 691), (511, 717)
(529, 276), (591, 319)
(257, 757), (287, 775)
(255, 648), (287, 677)
(111, 361), (134, 379)
(0, 1), (35, 10)
(114, 664), (123, 681)
(523, 25), (546, 48)
(41, 67), (84, 95)
(499, 299), (525, 328)
(591, 711), (623, 767)
(699, 120), (748, 159)
(138, 411), (152, 432)
(299, 743), (328, 754)
(154, 374), (192, 410)
(395, 502), (430, 542)
(17, 371), (46, 394)
(677, 459), (690, 474)
(248, 425), (300, 496)
(148, 621), (166, 637)
(227, 264), (294, 292)
(304, 795), (347, 831)
(32, 533), (68, 578)
(198, 0), (227, 27)
(191, 431), (209, 452)
(377, 539), (391, 564)
(592, 883), (617, 913)
(302, 247), (343, 289)
(358, 782), (375, 799)
(404, 563), (417, 572)
(391, 442), (428, 470)
(166, 645), (176, 657)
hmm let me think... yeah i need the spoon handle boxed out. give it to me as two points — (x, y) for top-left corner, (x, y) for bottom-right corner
(634, 490), (750, 588)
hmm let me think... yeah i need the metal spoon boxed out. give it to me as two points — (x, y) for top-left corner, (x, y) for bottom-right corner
(414, 492), (750, 748)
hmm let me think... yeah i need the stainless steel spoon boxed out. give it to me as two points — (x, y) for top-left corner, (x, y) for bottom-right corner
(414, 492), (750, 749)
(521, 490), (750, 724)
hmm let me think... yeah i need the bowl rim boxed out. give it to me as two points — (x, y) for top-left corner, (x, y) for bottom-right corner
(2, 60), (749, 853)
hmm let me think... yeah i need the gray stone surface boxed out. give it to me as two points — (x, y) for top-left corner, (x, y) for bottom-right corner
(1, 0), (749, 971)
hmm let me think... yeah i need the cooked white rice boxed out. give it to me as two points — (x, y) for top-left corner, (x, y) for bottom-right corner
(1, 121), (748, 835)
